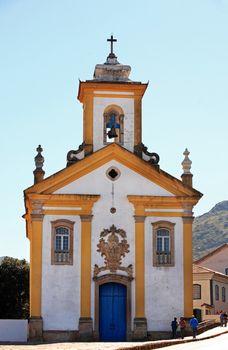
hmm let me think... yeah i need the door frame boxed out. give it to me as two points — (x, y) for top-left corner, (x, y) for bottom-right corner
(94, 274), (132, 341)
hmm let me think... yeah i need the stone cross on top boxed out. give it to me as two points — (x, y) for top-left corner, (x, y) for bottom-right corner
(107, 34), (117, 54)
(107, 34), (117, 59)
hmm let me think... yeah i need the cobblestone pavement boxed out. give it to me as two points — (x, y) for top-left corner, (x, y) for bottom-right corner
(0, 326), (227, 350)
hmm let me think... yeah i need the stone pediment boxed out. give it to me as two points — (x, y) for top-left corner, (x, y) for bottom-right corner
(24, 143), (202, 199)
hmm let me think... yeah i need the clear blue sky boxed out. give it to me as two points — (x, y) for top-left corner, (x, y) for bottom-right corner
(1, 0), (228, 260)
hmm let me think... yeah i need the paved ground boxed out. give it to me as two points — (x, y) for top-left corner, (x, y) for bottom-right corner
(0, 326), (227, 350)
(159, 332), (228, 350)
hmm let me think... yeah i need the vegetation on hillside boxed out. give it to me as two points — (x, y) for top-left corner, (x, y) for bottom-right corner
(0, 257), (29, 319)
(193, 200), (228, 260)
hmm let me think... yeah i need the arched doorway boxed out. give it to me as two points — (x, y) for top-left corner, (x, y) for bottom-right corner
(99, 283), (126, 341)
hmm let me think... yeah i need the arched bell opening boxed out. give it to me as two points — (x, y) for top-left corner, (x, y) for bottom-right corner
(103, 105), (124, 145)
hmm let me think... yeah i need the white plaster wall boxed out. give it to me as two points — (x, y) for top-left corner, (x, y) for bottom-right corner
(198, 247), (228, 274)
(145, 216), (184, 331)
(93, 96), (134, 152)
(52, 161), (176, 330)
(54, 160), (173, 197)
(0, 320), (28, 342)
(90, 188), (136, 327)
(42, 215), (81, 330)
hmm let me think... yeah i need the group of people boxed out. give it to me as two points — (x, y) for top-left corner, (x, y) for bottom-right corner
(171, 315), (199, 339)
(219, 311), (228, 327)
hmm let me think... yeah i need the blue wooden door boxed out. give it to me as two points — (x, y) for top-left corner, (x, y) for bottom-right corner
(99, 282), (127, 341)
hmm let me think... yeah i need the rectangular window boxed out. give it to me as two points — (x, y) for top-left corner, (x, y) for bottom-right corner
(152, 221), (175, 267)
(222, 287), (226, 302)
(55, 236), (62, 251)
(63, 236), (69, 251)
(51, 220), (74, 265)
(193, 284), (201, 299)
(164, 237), (170, 252)
(215, 285), (219, 301)
(157, 237), (163, 252)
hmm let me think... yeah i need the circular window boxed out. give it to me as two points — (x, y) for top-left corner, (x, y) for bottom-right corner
(106, 167), (121, 181)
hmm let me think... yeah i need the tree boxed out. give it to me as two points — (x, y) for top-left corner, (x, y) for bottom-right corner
(0, 257), (29, 319)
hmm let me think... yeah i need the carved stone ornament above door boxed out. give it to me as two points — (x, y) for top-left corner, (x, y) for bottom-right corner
(93, 224), (133, 279)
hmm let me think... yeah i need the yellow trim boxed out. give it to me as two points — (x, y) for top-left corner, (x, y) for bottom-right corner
(144, 211), (183, 217)
(80, 218), (92, 317)
(30, 219), (42, 317)
(78, 81), (148, 102)
(83, 95), (93, 148)
(183, 218), (193, 317)
(43, 210), (90, 216)
(25, 144), (202, 199)
(94, 93), (135, 99)
(135, 219), (145, 317)
(128, 195), (200, 208)
(27, 194), (99, 204)
(24, 194), (100, 241)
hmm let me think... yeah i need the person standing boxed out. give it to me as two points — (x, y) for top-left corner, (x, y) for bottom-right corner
(223, 312), (227, 327)
(189, 315), (199, 339)
(220, 311), (224, 327)
(171, 317), (178, 339)
(179, 317), (186, 339)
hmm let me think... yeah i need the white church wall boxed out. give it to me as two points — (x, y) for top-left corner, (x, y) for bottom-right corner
(145, 216), (184, 331)
(54, 160), (174, 197)
(42, 215), (81, 330)
(90, 184), (136, 325)
(54, 160), (174, 327)
(50, 160), (183, 330)
(93, 96), (134, 153)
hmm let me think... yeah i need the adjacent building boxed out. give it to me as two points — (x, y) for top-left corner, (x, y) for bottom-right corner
(193, 244), (228, 319)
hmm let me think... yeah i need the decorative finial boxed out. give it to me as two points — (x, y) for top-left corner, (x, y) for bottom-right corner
(33, 145), (45, 184)
(182, 148), (192, 174)
(34, 145), (44, 169)
(181, 148), (193, 187)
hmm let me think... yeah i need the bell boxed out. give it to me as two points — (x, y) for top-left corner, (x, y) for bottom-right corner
(107, 126), (118, 139)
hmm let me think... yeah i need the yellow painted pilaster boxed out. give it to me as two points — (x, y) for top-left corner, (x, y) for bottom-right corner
(80, 215), (93, 317)
(134, 215), (145, 318)
(30, 212), (43, 317)
(183, 216), (194, 317)
(83, 95), (93, 154)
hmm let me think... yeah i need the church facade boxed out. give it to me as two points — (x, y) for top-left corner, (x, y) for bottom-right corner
(23, 37), (202, 342)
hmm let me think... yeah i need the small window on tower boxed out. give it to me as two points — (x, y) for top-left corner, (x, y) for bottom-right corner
(103, 108), (124, 144)
(51, 219), (74, 265)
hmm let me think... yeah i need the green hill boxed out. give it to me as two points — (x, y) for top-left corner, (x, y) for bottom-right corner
(193, 200), (228, 260)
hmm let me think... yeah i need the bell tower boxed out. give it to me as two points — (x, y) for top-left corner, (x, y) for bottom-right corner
(77, 36), (148, 156)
